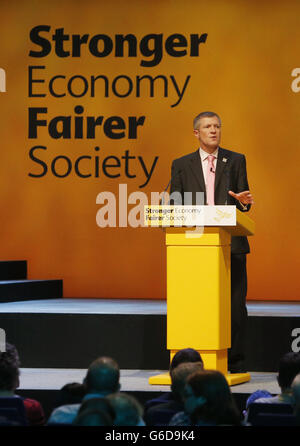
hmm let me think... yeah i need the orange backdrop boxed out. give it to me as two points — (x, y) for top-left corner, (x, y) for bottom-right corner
(0, 0), (299, 301)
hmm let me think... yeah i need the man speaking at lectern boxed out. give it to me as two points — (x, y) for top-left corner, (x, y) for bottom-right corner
(170, 111), (254, 373)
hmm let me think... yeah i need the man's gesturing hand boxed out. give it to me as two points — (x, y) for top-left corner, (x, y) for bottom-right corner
(228, 190), (254, 205)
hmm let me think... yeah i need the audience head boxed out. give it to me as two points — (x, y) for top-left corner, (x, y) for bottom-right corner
(73, 409), (113, 426)
(184, 370), (241, 426)
(170, 361), (204, 403)
(0, 343), (20, 392)
(277, 352), (300, 392)
(74, 397), (115, 426)
(170, 348), (203, 372)
(84, 357), (120, 395)
(107, 393), (144, 426)
(56, 382), (87, 407)
(78, 397), (115, 419)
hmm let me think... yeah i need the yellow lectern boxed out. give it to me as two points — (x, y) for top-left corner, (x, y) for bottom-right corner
(145, 205), (255, 386)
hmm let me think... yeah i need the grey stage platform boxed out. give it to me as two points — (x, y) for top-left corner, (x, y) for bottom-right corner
(19, 368), (280, 395)
(1, 298), (300, 316)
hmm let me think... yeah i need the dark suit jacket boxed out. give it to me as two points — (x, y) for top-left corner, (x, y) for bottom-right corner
(144, 399), (184, 426)
(170, 147), (251, 254)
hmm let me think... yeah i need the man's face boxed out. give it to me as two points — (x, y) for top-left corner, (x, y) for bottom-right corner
(193, 116), (221, 151)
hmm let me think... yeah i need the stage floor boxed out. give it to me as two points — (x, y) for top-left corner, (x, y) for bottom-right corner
(1, 298), (300, 316)
(18, 368), (280, 395)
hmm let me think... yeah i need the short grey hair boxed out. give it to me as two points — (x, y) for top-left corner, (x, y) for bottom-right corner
(193, 111), (221, 130)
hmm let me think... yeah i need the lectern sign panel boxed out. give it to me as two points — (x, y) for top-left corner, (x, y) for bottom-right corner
(144, 205), (236, 227)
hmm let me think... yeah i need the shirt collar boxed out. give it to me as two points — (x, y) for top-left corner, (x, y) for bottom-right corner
(199, 147), (219, 161)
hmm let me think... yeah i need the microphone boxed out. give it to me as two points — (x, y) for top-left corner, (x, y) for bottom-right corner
(210, 167), (215, 173)
(160, 168), (182, 205)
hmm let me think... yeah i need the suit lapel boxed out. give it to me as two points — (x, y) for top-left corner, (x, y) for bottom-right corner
(215, 147), (230, 192)
(189, 150), (206, 192)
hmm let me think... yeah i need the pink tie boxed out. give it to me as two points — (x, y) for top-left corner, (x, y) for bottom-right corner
(206, 155), (215, 205)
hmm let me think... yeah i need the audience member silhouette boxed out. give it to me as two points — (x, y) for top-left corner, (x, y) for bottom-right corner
(144, 348), (203, 414)
(145, 361), (203, 426)
(73, 397), (115, 426)
(170, 370), (242, 426)
(0, 343), (45, 426)
(47, 356), (120, 425)
(77, 396), (115, 418)
(54, 382), (87, 409)
(251, 352), (300, 405)
(107, 393), (145, 426)
(73, 409), (113, 426)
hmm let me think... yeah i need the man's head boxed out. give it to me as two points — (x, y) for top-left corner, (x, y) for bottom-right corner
(277, 352), (300, 392)
(77, 397), (115, 422)
(0, 343), (20, 392)
(170, 361), (204, 403)
(57, 382), (87, 406)
(84, 357), (120, 395)
(193, 111), (221, 152)
(107, 393), (143, 426)
(170, 348), (203, 372)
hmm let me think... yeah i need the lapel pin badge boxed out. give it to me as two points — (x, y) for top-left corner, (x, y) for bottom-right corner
(222, 158), (227, 163)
